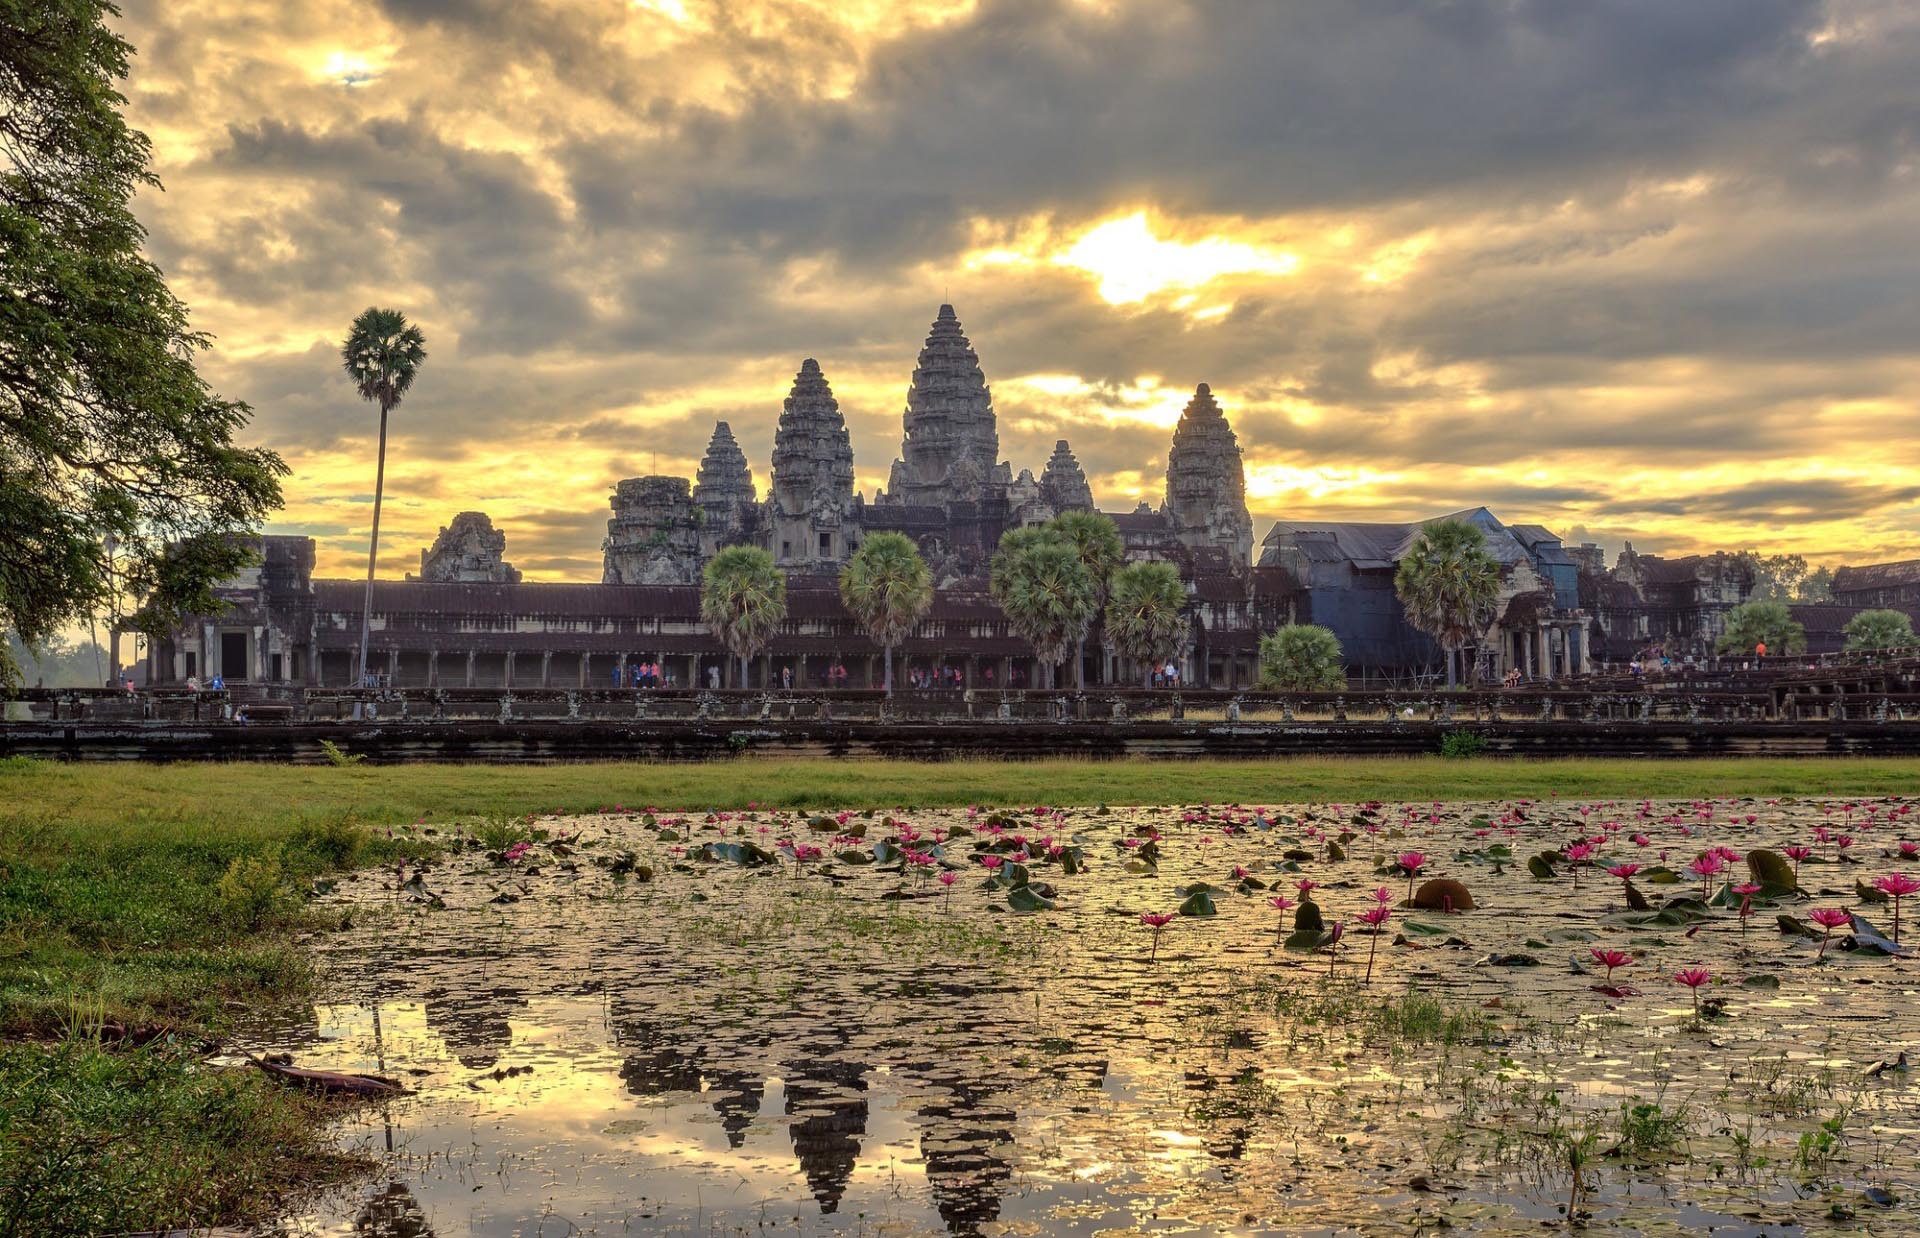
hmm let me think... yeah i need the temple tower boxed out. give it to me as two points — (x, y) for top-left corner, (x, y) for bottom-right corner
(1039, 439), (1095, 512)
(1163, 383), (1254, 566)
(409, 511), (521, 583)
(603, 477), (704, 584)
(693, 420), (757, 555)
(768, 358), (857, 570)
(883, 304), (1008, 508)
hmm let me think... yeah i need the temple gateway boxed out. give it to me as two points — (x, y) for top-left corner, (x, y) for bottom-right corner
(141, 305), (1853, 694)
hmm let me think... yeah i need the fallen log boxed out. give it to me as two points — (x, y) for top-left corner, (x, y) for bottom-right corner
(251, 1056), (407, 1096)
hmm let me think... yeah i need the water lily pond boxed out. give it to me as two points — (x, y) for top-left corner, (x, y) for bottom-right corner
(254, 797), (1920, 1236)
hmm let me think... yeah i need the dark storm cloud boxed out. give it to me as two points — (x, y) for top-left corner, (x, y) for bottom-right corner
(109, 0), (1920, 573)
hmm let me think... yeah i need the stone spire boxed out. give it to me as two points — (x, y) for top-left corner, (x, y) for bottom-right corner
(693, 420), (757, 552)
(409, 511), (521, 583)
(883, 303), (1005, 508)
(1039, 439), (1094, 512)
(1163, 383), (1254, 566)
(603, 476), (702, 584)
(768, 358), (856, 568)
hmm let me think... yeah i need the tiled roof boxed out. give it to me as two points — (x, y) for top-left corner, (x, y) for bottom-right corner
(1832, 559), (1920, 593)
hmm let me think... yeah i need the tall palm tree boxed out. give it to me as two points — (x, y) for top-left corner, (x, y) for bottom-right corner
(1394, 519), (1501, 689)
(1106, 561), (1188, 686)
(989, 535), (1097, 690)
(839, 532), (932, 694)
(340, 308), (427, 692)
(1046, 511), (1124, 689)
(700, 545), (787, 688)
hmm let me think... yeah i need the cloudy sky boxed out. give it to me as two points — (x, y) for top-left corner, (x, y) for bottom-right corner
(114, 0), (1920, 580)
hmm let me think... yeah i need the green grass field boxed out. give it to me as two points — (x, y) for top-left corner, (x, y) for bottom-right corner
(5, 752), (1919, 1232)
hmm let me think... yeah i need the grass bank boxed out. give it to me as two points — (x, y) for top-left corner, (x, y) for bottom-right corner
(3, 752), (1917, 1232)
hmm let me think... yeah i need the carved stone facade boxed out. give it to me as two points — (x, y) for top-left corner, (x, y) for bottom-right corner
(768, 359), (858, 571)
(411, 511), (522, 584)
(880, 304), (1009, 509)
(1163, 383), (1255, 567)
(692, 421), (758, 556)
(1039, 440), (1094, 513)
(603, 476), (703, 585)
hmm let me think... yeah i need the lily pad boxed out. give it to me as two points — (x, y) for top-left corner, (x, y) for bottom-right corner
(1177, 885), (1221, 917)
(1745, 849), (1798, 897)
(1293, 899), (1326, 933)
(1006, 884), (1056, 913)
(1410, 877), (1475, 912)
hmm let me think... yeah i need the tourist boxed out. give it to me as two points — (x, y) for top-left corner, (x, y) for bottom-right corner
(1755, 640), (1768, 659)
(185, 674), (201, 693)
(707, 664), (721, 690)
(781, 665), (792, 690)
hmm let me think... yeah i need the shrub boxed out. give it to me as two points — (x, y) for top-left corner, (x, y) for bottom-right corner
(215, 849), (291, 931)
(1258, 624), (1346, 691)
(1842, 608), (1915, 652)
(1439, 730), (1488, 759)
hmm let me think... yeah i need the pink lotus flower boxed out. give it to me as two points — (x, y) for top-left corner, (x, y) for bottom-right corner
(938, 870), (959, 886)
(1674, 967), (1712, 1019)
(1359, 905), (1391, 982)
(1606, 862), (1640, 882)
(1296, 878), (1318, 896)
(1371, 886), (1394, 905)
(1783, 844), (1813, 884)
(1873, 872), (1920, 943)
(1590, 947), (1632, 985)
(1809, 906), (1850, 959)
(1397, 852), (1427, 903)
(979, 854), (1005, 871)
(1687, 853), (1726, 901)
(1141, 911), (1176, 961)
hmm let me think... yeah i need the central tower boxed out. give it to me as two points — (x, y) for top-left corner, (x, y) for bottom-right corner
(882, 304), (1008, 508)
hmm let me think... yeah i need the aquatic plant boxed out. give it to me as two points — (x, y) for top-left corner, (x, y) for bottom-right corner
(1267, 895), (1293, 944)
(1873, 872), (1918, 943)
(1687, 853), (1725, 902)
(1358, 905), (1390, 983)
(1674, 967), (1711, 1020)
(1589, 947), (1631, 987)
(1141, 911), (1175, 961)
(1397, 851), (1426, 904)
(1809, 907), (1850, 960)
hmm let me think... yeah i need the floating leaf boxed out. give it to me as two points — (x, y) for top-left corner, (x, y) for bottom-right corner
(1283, 928), (1334, 951)
(1846, 912), (1907, 955)
(1006, 885), (1056, 913)
(1177, 886), (1220, 917)
(1855, 879), (1890, 905)
(1739, 974), (1781, 989)
(1293, 899), (1326, 933)
(1526, 854), (1558, 880)
(1410, 877), (1475, 912)
(1745, 849), (1799, 898)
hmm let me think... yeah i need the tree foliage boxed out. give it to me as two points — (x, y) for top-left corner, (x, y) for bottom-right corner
(339, 307), (426, 685)
(1737, 552), (1833, 604)
(989, 531), (1098, 689)
(1714, 599), (1806, 656)
(1259, 624), (1346, 691)
(838, 532), (931, 693)
(1044, 510), (1124, 689)
(1394, 520), (1501, 688)
(700, 546), (787, 685)
(1105, 561), (1188, 686)
(1842, 608), (1914, 652)
(1, 0), (286, 684)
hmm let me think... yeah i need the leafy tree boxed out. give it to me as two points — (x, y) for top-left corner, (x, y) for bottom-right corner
(5, 632), (109, 688)
(988, 524), (1060, 598)
(1, 0), (285, 686)
(1044, 511), (1124, 689)
(1105, 562), (1188, 687)
(700, 546), (787, 688)
(1394, 520), (1501, 689)
(1714, 599), (1806, 656)
(838, 532), (932, 694)
(1259, 624), (1346, 691)
(340, 307), (427, 688)
(989, 533), (1097, 690)
(1843, 608), (1915, 652)
(1738, 552), (1833, 603)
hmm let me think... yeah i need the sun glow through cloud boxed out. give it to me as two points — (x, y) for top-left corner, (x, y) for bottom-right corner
(1055, 213), (1299, 304)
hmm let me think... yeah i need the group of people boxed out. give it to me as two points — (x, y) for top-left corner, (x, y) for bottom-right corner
(907, 665), (965, 690)
(618, 661), (676, 689)
(1148, 660), (1182, 688)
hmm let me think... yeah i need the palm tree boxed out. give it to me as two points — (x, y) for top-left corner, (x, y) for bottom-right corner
(1046, 511), (1124, 689)
(700, 545), (787, 687)
(340, 308), (427, 693)
(1843, 608), (1915, 652)
(989, 535), (1097, 690)
(1394, 519), (1500, 689)
(839, 532), (932, 694)
(1104, 561), (1188, 687)
(1715, 599), (1807, 656)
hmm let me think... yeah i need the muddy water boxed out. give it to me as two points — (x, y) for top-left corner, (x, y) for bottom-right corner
(253, 798), (1920, 1236)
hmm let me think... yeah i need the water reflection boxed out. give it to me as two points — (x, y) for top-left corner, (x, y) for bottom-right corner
(260, 801), (1920, 1237)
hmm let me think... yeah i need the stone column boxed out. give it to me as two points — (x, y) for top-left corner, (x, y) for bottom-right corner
(387, 647), (399, 686)
(465, 649), (476, 687)
(504, 651), (516, 687)
(616, 652), (628, 688)
(428, 650), (439, 687)
(541, 650), (553, 688)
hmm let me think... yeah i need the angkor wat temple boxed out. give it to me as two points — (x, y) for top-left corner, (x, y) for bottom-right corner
(138, 304), (1893, 694)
